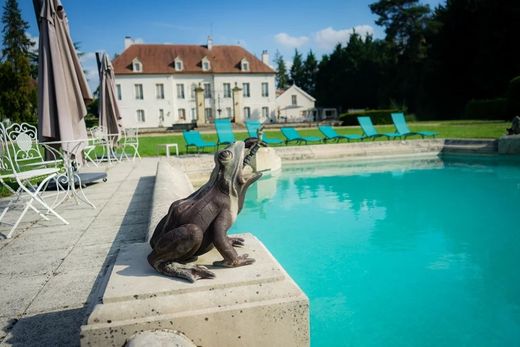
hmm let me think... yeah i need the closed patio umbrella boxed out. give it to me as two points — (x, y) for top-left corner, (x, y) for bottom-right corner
(33, 0), (92, 159)
(96, 52), (122, 143)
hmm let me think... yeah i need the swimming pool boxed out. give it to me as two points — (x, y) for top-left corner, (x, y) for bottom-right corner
(230, 155), (520, 346)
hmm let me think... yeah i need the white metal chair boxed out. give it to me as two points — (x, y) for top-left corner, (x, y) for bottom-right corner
(83, 126), (104, 167)
(0, 123), (68, 239)
(4, 122), (62, 171)
(118, 128), (141, 161)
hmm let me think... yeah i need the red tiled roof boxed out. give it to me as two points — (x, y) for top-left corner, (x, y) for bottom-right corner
(113, 44), (275, 75)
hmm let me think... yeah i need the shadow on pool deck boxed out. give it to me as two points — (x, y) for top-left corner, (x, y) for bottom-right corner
(2, 175), (155, 346)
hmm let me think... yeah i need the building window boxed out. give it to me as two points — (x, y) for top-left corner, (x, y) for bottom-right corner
(202, 57), (211, 71)
(116, 84), (122, 100)
(190, 108), (196, 120)
(135, 84), (143, 100)
(136, 109), (145, 123)
(159, 109), (164, 125)
(262, 107), (269, 119)
(178, 108), (186, 120)
(176, 84), (185, 99)
(261, 82), (269, 97)
(241, 59), (250, 72)
(204, 108), (213, 121)
(191, 84), (196, 99)
(204, 83), (212, 98)
(243, 107), (251, 119)
(175, 57), (183, 71)
(223, 83), (231, 98)
(226, 107), (232, 118)
(242, 83), (250, 97)
(291, 95), (297, 106)
(132, 58), (142, 72)
(156, 84), (164, 99)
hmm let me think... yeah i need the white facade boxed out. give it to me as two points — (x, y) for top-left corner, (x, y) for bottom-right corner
(275, 85), (316, 123)
(115, 74), (277, 128)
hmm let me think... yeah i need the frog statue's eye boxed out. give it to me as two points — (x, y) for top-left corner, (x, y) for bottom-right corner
(218, 150), (233, 162)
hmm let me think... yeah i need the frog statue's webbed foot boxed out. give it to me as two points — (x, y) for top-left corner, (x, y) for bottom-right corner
(213, 253), (255, 268)
(162, 262), (216, 283)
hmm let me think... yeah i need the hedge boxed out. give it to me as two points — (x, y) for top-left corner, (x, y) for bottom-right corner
(339, 109), (407, 125)
(463, 98), (508, 120)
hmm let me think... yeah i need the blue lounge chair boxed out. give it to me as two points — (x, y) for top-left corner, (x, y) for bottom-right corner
(357, 116), (401, 140)
(391, 113), (437, 139)
(214, 118), (236, 148)
(245, 120), (283, 145)
(183, 130), (216, 153)
(319, 125), (364, 142)
(281, 127), (322, 145)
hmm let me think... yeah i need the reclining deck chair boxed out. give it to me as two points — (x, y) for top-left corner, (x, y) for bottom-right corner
(245, 120), (283, 145)
(214, 118), (236, 148)
(281, 127), (322, 145)
(391, 113), (437, 139)
(319, 125), (364, 142)
(183, 130), (217, 153)
(357, 116), (401, 140)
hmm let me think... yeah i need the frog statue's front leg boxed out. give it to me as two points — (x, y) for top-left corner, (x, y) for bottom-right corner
(210, 212), (255, 268)
(147, 223), (216, 283)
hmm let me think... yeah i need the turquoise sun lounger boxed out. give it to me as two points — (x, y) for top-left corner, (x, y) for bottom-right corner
(183, 130), (216, 153)
(214, 118), (236, 147)
(245, 120), (283, 145)
(357, 116), (401, 140)
(281, 127), (322, 145)
(391, 113), (437, 138)
(319, 125), (364, 142)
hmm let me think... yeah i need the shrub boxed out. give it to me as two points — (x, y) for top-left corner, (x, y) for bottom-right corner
(339, 109), (405, 125)
(84, 114), (99, 128)
(463, 98), (508, 120)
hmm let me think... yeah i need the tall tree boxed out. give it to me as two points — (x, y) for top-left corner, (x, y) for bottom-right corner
(425, 0), (520, 116)
(289, 49), (305, 87)
(0, 0), (36, 123)
(302, 50), (318, 96)
(370, 0), (432, 113)
(273, 50), (289, 89)
(315, 34), (388, 111)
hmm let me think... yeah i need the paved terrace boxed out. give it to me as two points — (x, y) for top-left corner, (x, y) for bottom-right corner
(0, 158), (159, 346)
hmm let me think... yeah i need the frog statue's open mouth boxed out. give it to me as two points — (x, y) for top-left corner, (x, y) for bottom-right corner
(214, 140), (264, 209)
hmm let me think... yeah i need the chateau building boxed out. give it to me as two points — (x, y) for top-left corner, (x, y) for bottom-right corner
(112, 37), (276, 128)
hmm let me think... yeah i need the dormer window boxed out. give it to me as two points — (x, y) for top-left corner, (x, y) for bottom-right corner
(202, 56), (211, 71)
(240, 58), (250, 72)
(132, 58), (142, 72)
(174, 57), (183, 71)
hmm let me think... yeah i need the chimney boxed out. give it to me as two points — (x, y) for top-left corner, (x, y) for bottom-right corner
(261, 50), (270, 66)
(124, 36), (134, 50)
(207, 36), (213, 50)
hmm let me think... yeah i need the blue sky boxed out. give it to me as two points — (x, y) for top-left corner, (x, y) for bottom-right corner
(6, 0), (444, 89)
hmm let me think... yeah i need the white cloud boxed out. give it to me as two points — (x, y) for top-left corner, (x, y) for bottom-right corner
(313, 25), (374, 50)
(274, 33), (309, 48)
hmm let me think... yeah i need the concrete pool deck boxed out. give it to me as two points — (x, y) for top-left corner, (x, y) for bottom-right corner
(0, 138), (503, 346)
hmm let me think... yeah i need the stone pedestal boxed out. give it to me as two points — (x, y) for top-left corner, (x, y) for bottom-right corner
(80, 233), (309, 347)
(498, 134), (520, 154)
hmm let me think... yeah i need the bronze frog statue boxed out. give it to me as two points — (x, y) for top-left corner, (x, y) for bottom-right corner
(148, 140), (264, 282)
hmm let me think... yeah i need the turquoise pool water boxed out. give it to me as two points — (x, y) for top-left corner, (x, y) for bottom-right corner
(230, 155), (520, 346)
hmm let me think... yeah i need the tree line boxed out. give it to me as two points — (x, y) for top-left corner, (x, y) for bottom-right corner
(275, 0), (520, 119)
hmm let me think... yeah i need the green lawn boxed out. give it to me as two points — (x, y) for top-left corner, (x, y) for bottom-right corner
(139, 120), (509, 157)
